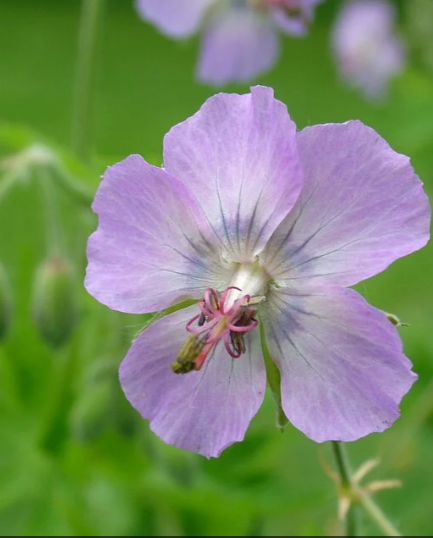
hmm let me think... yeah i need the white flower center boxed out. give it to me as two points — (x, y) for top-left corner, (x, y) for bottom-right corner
(225, 263), (269, 309)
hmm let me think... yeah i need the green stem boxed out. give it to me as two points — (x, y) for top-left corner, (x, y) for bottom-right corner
(72, 0), (104, 163)
(39, 344), (77, 454)
(358, 492), (402, 537)
(332, 441), (351, 487)
(331, 441), (358, 537)
(37, 167), (62, 256)
(0, 173), (16, 203)
(56, 168), (96, 207)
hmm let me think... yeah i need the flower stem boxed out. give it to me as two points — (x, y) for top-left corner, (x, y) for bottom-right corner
(332, 441), (351, 487)
(72, 0), (104, 163)
(331, 441), (358, 536)
(0, 173), (16, 204)
(55, 167), (96, 207)
(331, 441), (402, 537)
(39, 344), (78, 454)
(37, 167), (62, 256)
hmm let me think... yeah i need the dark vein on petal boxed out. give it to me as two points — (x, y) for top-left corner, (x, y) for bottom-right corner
(270, 185), (402, 277)
(267, 304), (325, 382)
(215, 166), (235, 255)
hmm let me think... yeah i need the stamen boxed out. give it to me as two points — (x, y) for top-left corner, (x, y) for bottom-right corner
(171, 335), (206, 374)
(173, 287), (263, 374)
(230, 331), (246, 355)
(254, 0), (306, 22)
(246, 295), (266, 306)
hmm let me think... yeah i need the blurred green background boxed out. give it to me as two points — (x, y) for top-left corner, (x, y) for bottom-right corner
(0, 0), (432, 535)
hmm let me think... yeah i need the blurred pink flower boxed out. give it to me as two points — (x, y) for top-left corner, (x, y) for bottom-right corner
(136, 0), (324, 85)
(332, 0), (405, 98)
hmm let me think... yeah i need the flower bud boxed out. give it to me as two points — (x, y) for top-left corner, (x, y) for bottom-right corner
(32, 257), (78, 347)
(381, 310), (409, 328)
(0, 264), (12, 342)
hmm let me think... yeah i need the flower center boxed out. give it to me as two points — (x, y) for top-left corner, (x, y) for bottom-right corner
(251, 0), (304, 17)
(172, 264), (269, 374)
(172, 287), (263, 374)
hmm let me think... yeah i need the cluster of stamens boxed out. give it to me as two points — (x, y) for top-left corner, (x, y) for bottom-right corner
(254, 0), (304, 18)
(171, 287), (261, 374)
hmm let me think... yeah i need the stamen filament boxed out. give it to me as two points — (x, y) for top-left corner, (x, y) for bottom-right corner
(173, 287), (262, 374)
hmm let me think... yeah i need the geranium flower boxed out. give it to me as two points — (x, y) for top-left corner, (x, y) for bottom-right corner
(332, 0), (405, 98)
(86, 86), (430, 457)
(135, 0), (323, 85)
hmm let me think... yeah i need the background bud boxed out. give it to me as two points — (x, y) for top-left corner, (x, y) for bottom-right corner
(32, 256), (78, 347)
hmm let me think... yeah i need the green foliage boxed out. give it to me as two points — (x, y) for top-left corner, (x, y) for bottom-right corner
(0, 264), (13, 342)
(0, 0), (432, 536)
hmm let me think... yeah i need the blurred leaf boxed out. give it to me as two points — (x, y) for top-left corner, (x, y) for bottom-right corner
(387, 70), (433, 154)
(405, 0), (433, 72)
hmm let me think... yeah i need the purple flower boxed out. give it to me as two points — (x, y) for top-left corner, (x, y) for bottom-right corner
(86, 86), (430, 458)
(332, 0), (405, 98)
(135, 0), (324, 85)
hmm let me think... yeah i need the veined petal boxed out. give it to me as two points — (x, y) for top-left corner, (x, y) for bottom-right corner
(135, 0), (217, 38)
(119, 306), (266, 458)
(263, 121), (430, 286)
(198, 6), (279, 85)
(86, 155), (228, 314)
(164, 86), (303, 262)
(261, 286), (416, 442)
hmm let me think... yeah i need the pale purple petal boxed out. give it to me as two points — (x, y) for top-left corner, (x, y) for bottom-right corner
(86, 155), (230, 314)
(270, 0), (324, 36)
(197, 6), (279, 85)
(331, 0), (405, 97)
(262, 121), (430, 287)
(262, 286), (416, 442)
(135, 0), (217, 38)
(164, 86), (303, 261)
(119, 306), (266, 457)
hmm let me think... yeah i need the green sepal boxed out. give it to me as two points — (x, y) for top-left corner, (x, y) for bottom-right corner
(259, 317), (288, 431)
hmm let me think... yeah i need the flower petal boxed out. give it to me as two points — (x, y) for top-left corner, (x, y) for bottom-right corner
(164, 86), (303, 261)
(263, 121), (430, 287)
(119, 306), (266, 457)
(86, 155), (229, 314)
(261, 286), (417, 442)
(197, 6), (279, 85)
(135, 0), (217, 38)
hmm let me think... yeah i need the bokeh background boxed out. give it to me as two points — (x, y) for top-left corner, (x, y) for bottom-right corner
(0, 0), (432, 535)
